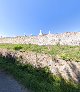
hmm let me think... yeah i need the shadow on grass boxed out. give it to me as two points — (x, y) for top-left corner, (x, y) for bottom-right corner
(0, 53), (80, 92)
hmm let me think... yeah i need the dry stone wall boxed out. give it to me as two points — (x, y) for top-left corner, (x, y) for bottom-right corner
(0, 49), (80, 83)
(0, 32), (80, 45)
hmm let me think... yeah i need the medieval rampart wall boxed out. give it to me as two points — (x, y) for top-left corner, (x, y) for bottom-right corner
(0, 32), (80, 46)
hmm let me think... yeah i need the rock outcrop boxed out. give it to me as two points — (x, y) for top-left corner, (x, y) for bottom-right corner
(0, 48), (80, 83)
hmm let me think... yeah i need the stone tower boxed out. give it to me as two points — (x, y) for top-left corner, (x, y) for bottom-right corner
(48, 30), (51, 35)
(39, 30), (42, 35)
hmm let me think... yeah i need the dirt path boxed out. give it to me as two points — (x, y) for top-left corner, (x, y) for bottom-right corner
(0, 70), (31, 92)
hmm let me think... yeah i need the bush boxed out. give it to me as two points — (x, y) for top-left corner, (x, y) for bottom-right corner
(14, 46), (23, 50)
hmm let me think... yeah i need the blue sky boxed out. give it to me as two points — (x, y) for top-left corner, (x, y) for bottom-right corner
(0, 0), (80, 37)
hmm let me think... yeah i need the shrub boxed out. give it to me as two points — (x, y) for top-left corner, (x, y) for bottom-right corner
(14, 46), (22, 50)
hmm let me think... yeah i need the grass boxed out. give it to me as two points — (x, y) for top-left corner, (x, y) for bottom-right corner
(0, 44), (80, 62)
(0, 54), (80, 92)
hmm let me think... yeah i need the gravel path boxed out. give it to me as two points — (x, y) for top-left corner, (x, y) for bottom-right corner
(0, 70), (31, 92)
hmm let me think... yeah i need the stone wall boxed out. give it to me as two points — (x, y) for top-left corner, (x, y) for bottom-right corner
(0, 48), (80, 83)
(0, 32), (80, 46)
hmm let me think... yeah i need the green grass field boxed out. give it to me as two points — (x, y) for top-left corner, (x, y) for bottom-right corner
(0, 44), (80, 62)
(0, 44), (80, 92)
(0, 55), (80, 92)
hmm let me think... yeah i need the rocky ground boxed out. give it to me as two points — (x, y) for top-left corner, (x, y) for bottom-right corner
(0, 48), (80, 83)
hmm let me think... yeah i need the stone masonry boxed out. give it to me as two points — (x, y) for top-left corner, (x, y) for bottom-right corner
(0, 32), (80, 46)
(0, 49), (80, 83)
